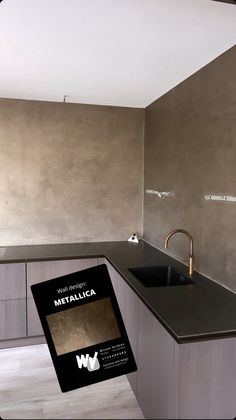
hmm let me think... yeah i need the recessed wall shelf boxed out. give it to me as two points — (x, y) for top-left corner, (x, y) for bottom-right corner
(204, 194), (236, 202)
(145, 189), (174, 199)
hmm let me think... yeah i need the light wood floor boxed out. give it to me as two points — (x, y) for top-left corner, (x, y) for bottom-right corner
(0, 344), (144, 419)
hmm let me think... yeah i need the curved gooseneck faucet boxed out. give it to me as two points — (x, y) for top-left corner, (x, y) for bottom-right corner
(164, 229), (194, 276)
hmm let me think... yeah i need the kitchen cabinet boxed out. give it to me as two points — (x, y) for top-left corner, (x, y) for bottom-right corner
(106, 261), (177, 416)
(105, 262), (236, 419)
(119, 279), (140, 393)
(27, 258), (98, 336)
(0, 263), (26, 341)
(136, 300), (178, 419)
(0, 263), (26, 300)
(1, 244), (236, 419)
(109, 266), (178, 419)
(103, 260), (140, 394)
(177, 338), (236, 419)
(100, 259), (122, 303)
(0, 299), (26, 340)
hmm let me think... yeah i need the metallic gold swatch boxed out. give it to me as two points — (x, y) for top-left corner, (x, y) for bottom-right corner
(46, 297), (121, 355)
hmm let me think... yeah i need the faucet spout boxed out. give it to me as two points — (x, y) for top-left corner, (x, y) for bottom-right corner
(164, 229), (194, 276)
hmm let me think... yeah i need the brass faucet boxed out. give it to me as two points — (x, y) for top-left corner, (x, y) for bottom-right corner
(164, 229), (194, 276)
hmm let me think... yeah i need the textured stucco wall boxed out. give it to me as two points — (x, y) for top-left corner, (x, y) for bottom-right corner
(144, 45), (236, 291)
(0, 99), (144, 245)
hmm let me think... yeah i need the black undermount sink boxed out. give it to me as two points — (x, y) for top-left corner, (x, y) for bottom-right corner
(128, 265), (195, 288)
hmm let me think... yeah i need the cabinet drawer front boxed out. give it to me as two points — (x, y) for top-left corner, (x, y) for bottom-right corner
(0, 263), (26, 300)
(103, 260), (139, 393)
(27, 258), (97, 298)
(104, 261), (122, 300)
(0, 299), (26, 340)
(27, 298), (43, 337)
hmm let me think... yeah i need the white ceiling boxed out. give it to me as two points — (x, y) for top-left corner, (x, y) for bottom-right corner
(0, 0), (236, 108)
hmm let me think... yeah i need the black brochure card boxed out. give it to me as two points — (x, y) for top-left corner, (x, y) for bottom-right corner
(31, 263), (137, 392)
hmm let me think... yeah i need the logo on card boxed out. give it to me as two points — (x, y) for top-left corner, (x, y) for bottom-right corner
(76, 352), (100, 371)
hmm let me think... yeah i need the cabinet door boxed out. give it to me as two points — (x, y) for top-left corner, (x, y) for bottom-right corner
(0, 263), (26, 300)
(0, 263), (26, 341)
(177, 338), (236, 419)
(136, 301), (178, 419)
(118, 278), (140, 393)
(27, 258), (97, 337)
(0, 299), (26, 340)
(104, 260), (140, 393)
(104, 260), (122, 302)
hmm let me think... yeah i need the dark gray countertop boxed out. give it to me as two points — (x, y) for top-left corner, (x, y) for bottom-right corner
(1, 240), (236, 344)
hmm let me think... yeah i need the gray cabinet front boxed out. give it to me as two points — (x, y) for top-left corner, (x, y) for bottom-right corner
(0, 299), (26, 340)
(105, 260), (179, 419)
(117, 278), (140, 393)
(0, 263), (26, 300)
(136, 301), (178, 419)
(104, 261), (140, 394)
(0, 263), (26, 341)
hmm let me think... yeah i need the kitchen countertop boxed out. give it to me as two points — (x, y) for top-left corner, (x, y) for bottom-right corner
(1, 240), (236, 344)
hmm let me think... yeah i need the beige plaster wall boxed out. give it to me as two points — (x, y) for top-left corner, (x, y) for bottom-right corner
(0, 99), (144, 245)
(144, 46), (236, 291)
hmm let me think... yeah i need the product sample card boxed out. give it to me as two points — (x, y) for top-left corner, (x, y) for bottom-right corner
(31, 263), (137, 392)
